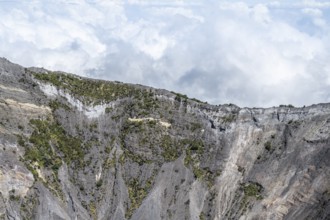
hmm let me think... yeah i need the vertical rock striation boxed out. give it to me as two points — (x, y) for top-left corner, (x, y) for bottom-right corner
(0, 58), (329, 220)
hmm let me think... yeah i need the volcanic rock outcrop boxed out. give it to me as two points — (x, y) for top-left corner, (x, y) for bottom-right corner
(0, 58), (329, 220)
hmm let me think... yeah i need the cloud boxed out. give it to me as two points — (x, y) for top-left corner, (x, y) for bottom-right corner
(0, 0), (330, 107)
(0, 1), (109, 74)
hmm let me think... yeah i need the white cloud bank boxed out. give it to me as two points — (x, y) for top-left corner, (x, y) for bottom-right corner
(0, 0), (330, 107)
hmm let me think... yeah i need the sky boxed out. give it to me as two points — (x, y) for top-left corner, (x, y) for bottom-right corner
(1, 0), (330, 107)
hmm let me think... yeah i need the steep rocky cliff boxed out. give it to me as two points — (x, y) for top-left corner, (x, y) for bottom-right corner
(0, 58), (329, 220)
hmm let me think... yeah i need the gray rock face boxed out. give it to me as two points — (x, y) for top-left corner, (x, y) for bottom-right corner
(0, 57), (329, 220)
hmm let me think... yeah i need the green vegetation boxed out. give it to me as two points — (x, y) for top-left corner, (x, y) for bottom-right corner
(221, 114), (236, 123)
(239, 182), (263, 212)
(24, 120), (61, 170)
(126, 177), (154, 219)
(105, 146), (112, 154)
(89, 122), (98, 132)
(190, 122), (202, 132)
(181, 138), (221, 188)
(119, 120), (154, 165)
(136, 90), (160, 113)
(96, 179), (103, 188)
(121, 148), (152, 166)
(127, 179), (147, 218)
(49, 100), (70, 111)
(33, 71), (161, 110)
(183, 139), (204, 169)
(120, 120), (146, 165)
(182, 139), (218, 186)
(26, 119), (84, 166)
(119, 153), (126, 165)
(288, 120), (302, 128)
(16, 135), (26, 147)
(264, 141), (272, 151)
(20, 193), (38, 220)
(9, 189), (20, 201)
(191, 98), (205, 104)
(199, 212), (206, 220)
(243, 182), (263, 199)
(105, 107), (112, 114)
(181, 139), (204, 154)
(237, 166), (245, 174)
(172, 91), (204, 103)
(279, 104), (294, 108)
(89, 202), (97, 220)
(120, 119), (171, 164)
(173, 92), (189, 102)
(192, 166), (205, 179)
(103, 153), (116, 169)
(17, 119), (88, 200)
(161, 135), (180, 162)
